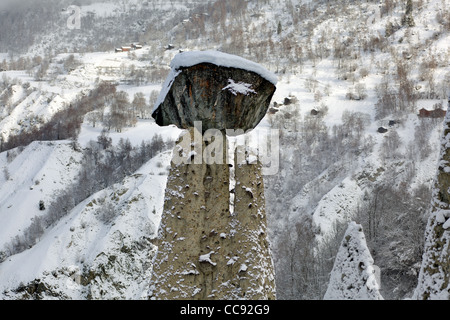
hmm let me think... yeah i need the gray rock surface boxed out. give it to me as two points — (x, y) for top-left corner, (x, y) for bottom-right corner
(152, 62), (276, 133)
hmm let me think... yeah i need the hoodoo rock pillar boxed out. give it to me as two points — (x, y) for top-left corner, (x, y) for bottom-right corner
(149, 51), (277, 300)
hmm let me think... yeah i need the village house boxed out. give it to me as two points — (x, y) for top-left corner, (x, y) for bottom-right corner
(115, 44), (142, 53)
(418, 108), (446, 118)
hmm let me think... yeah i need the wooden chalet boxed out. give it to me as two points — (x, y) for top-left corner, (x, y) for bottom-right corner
(116, 44), (142, 53)
(418, 108), (446, 118)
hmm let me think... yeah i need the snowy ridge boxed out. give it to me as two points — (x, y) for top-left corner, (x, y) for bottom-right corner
(414, 105), (450, 300)
(312, 178), (362, 243)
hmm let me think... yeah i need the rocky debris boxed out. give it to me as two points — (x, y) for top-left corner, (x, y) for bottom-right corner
(3, 232), (157, 300)
(152, 51), (276, 133)
(88, 232), (156, 300)
(12, 279), (52, 300)
(377, 127), (388, 133)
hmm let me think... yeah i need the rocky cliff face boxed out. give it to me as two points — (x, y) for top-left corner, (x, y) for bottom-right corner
(414, 106), (450, 300)
(149, 129), (276, 299)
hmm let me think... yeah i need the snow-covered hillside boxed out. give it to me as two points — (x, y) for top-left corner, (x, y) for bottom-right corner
(0, 42), (182, 298)
(0, 147), (171, 299)
(0, 0), (449, 300)
(0, 141), (82, 248)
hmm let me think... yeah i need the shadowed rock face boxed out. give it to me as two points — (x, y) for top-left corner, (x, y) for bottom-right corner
(414, 107), (450, 300)
(152, 63), (276, 133)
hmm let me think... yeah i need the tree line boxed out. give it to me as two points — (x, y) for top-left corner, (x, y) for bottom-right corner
(0, 81), (117, 153)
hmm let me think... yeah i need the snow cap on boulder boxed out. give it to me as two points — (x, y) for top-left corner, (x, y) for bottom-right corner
(152, 50), (277, 133)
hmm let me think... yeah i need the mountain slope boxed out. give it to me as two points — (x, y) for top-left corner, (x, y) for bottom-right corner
(0, 150), (171, 299)
(0, 141), (83, 252)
